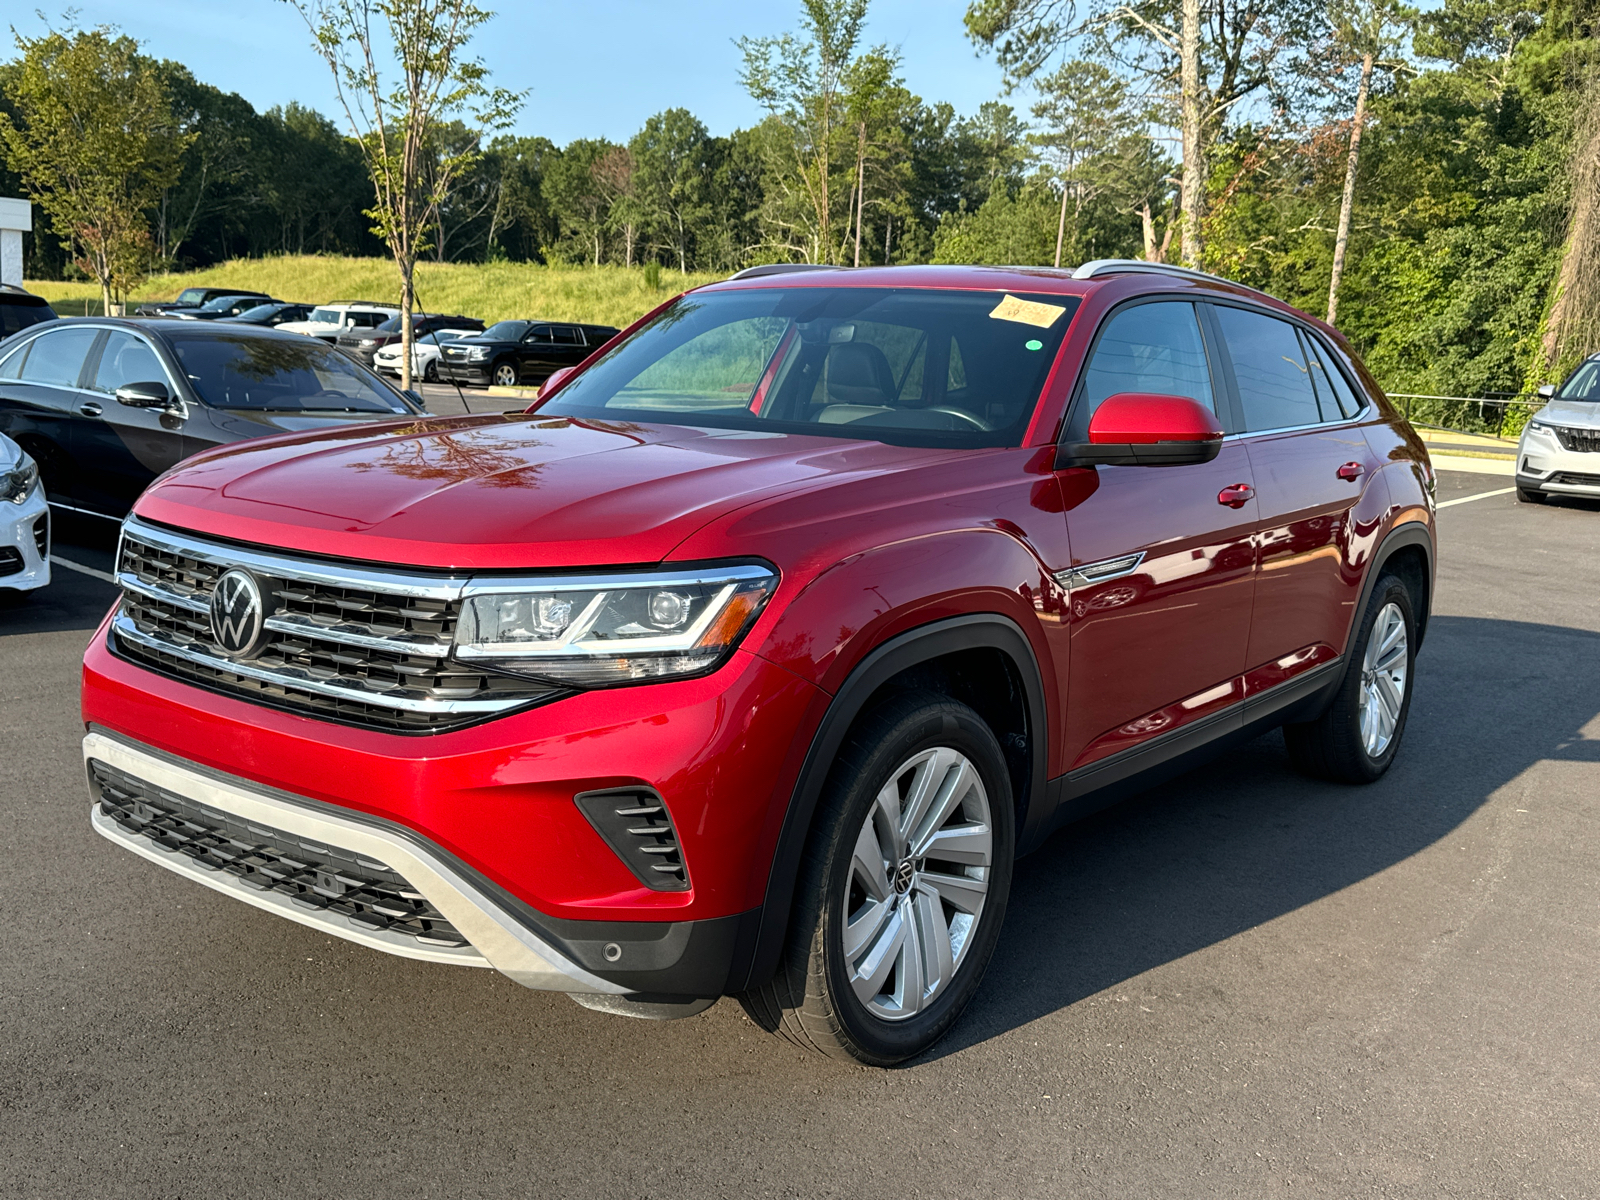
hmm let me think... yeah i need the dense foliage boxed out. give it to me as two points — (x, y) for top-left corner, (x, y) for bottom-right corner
(1, 0), (1596, 411)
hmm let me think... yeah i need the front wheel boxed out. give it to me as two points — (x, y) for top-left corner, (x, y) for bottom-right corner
(1516, 484), (1545, 503)
(422, 358), (438, 382)
(491, 361), (518, 388)
(739, 693), (1014, 1065)
(1285, 573), (1416, 783)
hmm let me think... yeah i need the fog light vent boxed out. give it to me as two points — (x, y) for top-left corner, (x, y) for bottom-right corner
(32, 513), (48, 558)
(574, 787), (689, 892)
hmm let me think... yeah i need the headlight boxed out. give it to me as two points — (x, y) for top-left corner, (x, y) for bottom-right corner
(455, 564), (778, 685)
(0, 452), (38, 504)
(1526, 420), (1548, 434)
(359, 339), (378, 347)
(466, 346), (492, 361)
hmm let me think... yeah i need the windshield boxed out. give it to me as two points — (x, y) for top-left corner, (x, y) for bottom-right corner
(541, 286), (1080, 447)
(1556, 359), (1600, 402)
(177, 289), (207, 305)
(167, 332), (417, 413)
(234, 304), (279, 322)
(199, 295), (249, 313)
(481, 320), (530, 341)
(307, 307), (340, 324)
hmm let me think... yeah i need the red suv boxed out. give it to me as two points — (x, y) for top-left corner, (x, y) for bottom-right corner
(82, 262), (1435, 1064)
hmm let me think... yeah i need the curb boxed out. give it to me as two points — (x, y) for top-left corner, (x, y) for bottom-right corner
(1430, 452), (1515, 477)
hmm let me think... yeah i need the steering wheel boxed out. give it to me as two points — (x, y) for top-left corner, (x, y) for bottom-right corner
(923, 405), (992, 431)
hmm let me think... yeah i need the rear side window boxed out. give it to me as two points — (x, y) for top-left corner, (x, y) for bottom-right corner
(19, 326), (99, 387)
(1, 300), (54, 337)
(1303, 336), (1365, 419)
(1074, 301), (1214, 434)
(551, 325), (583, 345)
(1214, 306), (1321, 431)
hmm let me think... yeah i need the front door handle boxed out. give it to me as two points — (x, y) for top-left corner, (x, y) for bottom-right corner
(78, 401), (103, 417)
(1337, 461), (1364, 481)
(1217, 483), (1254, 508)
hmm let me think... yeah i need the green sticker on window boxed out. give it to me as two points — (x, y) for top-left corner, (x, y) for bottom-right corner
(1025, 338), (1043, 351)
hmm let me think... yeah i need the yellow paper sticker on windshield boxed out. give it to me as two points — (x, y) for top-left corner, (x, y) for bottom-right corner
(988, 293), (1068, 328)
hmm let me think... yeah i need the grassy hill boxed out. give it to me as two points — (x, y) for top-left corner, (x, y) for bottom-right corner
(27, 256), (724, 326)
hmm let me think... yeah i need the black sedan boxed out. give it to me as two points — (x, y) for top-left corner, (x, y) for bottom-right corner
(217, 302), (314, 328)
(175, 294), (283, 321)
(436, 319), (619, 388)
(0, 318), (425, 520)
(135, 288), (272, 317)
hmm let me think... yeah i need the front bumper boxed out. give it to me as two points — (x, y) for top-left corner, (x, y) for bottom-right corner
(437, 362), (492, 385)
(85, 729), (626, 993)
(1516, 431), (1600, 496)
(0, 483), (50, 591)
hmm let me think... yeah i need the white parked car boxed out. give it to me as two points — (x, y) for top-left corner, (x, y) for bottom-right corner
(0, 432), (49, 596)
(1517, 356), (1600, 502)
(276, 301), (401, 344)
(372, 329), (478, 381)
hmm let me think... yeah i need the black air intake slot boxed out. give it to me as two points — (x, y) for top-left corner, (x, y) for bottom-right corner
(574, 788), (689, 892)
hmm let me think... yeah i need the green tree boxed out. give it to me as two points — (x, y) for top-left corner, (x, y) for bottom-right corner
(542, 138), (619, 266)
(287, 0), (523, 388)
(0, 25), (190, 312)
(629, 109), (713, 272)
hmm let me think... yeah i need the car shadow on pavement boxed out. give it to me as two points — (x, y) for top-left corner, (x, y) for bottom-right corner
(922, 614), (1600, 1063)
(1, 517), (119, 637)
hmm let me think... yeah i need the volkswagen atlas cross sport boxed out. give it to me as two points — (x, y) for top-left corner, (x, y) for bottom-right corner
(82, 261), (1436, 1065)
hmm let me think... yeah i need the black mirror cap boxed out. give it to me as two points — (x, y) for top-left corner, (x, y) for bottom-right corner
(1055, 438), (1223, 470)
(114, 381), (172, 409)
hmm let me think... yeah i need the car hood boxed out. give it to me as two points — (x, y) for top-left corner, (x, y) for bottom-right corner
(134, 413), (955, 570)
(1535, 399), (1600, 429)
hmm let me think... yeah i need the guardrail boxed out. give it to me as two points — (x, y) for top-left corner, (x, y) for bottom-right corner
(1385, 392), (1543, 439)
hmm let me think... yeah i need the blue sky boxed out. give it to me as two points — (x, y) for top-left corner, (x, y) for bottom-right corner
(9, 1), (1015, 144)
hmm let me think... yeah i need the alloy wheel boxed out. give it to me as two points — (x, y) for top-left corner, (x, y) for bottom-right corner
(841, 746), (993, 1021)
(1358, 601), (1408, 758)
(493, 363), (517, 387)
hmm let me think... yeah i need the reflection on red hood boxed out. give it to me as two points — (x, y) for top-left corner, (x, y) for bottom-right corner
(135, 414), (952, 569)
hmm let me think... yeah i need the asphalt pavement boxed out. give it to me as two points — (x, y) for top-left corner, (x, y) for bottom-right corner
(2, 469), (1597, 1198)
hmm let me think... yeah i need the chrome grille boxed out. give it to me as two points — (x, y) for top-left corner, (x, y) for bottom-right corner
(113, 518), (559, 733)
(1553, 426), (1600, 453)
(90, 758), (470, 948)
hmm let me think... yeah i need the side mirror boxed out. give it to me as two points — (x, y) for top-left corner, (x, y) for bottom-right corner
(1056, 392), (1224, 469)
(115, 381), (174, 411)
(539, 366), (573, 398)
(1537, 383), (1556, 399)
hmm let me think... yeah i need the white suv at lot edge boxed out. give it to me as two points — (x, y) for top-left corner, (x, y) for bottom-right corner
(1518, 354), (1600, 502)
(276, 301), (400, 344)
(0, 431), (49, 597)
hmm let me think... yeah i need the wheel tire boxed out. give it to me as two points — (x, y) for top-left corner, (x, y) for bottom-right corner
(1516, 485), (1545, 503)
(1284, 573), (1417, 784)
(423, 359), (437, 382)
(492, 362), (518, 388)
(738, 691), (1015, 1065)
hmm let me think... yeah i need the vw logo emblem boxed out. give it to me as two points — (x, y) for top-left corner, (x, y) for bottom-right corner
(894, 859), (916, 894)
(209, 569), (267, 658)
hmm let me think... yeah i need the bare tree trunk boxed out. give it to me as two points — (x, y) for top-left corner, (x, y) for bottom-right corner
(1327, 51), (1373, 326)
(1140, 202), (1158, 261)
(884, 214), (891, 263)
(1054, 180), (1069, 268)
(400, 265), (415, 392)
(1542, 71), (1600, 375)
(625, 222), (635, 268)
(854, 122), (866, 267)
(1179, 0), (1206, 270)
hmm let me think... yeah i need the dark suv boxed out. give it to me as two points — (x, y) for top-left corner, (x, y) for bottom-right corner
(336, 311), (485, 368)
(82, 261), (1434, 1065)
(0, 284), (56, 342)
(437, 319), (620, 387)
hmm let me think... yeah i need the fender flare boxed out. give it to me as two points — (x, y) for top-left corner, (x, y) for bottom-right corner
(733, 612), (1048, 993)
(1347, 519), (1435, 658)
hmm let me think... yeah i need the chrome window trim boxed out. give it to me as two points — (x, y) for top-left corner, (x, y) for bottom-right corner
(111, 611), (525, 716)
(121, 516), (471, 601)
(1221, 404), (1373, 441)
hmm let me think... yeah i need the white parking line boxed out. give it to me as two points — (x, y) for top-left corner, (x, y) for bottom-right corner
(50, 555), (116, 583)
(1438, 487), (1516, 509)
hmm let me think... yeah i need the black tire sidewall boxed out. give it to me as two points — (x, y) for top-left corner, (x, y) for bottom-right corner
(814, 698), (1015, 1063)
(1341, 575), (1417, 780)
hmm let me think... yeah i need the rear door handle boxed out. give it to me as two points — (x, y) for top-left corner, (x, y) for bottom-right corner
(1337, 461), (1364, 481)
(1217, 483), (1254, 508)
(78, 401), (103, 417)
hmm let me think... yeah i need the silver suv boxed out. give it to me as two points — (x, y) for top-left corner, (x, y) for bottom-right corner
(1518, 355), (1600, 503)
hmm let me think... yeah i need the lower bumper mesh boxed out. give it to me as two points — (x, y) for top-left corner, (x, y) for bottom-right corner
(90, 759), (470, 949)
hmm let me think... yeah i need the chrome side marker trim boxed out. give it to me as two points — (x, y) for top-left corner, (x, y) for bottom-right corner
(1054, 551), (1146, 591)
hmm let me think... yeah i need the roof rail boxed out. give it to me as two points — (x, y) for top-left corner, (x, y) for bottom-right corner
(1071, 259), (1279, 303)
(727, 263), (844, 281)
